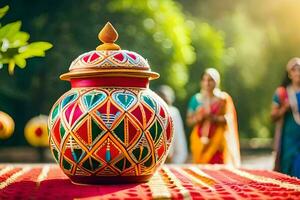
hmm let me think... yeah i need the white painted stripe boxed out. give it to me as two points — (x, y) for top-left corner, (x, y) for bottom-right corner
(147, 171), (172, 199)
(36, 165), (50, 187)
(0, 167), (31, 189)
(0, 166), (13, 176)
(162, 166), (191, 200)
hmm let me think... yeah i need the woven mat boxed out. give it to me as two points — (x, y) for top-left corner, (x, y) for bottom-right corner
(0, 164), (300, 199)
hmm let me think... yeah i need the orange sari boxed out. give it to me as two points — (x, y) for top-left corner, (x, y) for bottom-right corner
(189, 92), (240, 166)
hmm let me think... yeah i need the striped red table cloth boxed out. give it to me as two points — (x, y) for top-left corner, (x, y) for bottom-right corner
(0, 164), (300, 199)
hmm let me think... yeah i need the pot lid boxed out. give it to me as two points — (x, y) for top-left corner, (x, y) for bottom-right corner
(60, 22), (159, 81)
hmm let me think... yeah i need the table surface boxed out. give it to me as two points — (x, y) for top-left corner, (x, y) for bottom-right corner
(0, 164), (300, 200)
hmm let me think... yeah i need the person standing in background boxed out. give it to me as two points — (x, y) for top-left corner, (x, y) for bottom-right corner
(271, 57), (300, 178)
(156, 85), (188, 164)
(186, 68), (240, 166)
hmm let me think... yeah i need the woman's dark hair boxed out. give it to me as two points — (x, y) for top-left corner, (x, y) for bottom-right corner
(280, 71), (291, 87)
(200, 71), (206, 79)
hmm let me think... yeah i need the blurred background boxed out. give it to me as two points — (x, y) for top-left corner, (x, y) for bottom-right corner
(1, 0), (299, 169)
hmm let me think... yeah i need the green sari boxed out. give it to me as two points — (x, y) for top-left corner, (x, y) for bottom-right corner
(273, 86), (300, 178)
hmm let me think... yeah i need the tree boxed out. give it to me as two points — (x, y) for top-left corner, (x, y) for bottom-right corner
(0, 4), (52, 145)
(179, 0), (300, 138)
(0, 0), (196, 145)
(0, 5), (52, 75)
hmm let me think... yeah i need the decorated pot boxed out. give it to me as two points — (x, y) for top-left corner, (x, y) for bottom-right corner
(0, 111), (14, 140)
(48, 22), (174, 184)
(25, 115), (49, 147)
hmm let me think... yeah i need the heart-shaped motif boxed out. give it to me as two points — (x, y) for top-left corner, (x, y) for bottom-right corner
(83, 55), (90, 63)
(90, 53), (100, 62)
(127, 53), (137, 60)
(113, 53), (125, 62)
(141, 94), (157, 112)
(61, 92), (78, 109)
(112, 91), (137, 111)
(82, 90), (107, 111)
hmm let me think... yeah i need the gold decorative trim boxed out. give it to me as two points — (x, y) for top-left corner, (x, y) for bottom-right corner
(60, 69), (159, 81)
(96, 22), (120, 51)
(174, 166), (215, 191)
(69, 50), (150, 71)
(69, 65), (150, 72)
(189, 166), (216, 186)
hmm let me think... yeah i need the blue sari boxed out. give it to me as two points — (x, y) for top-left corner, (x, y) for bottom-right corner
(273, 86), (300, 178)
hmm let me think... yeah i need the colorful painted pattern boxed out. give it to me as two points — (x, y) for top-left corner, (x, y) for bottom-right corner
(48, 88), (173, 178)
(1, 164), (300, 199)
(69, 50), (150, 71)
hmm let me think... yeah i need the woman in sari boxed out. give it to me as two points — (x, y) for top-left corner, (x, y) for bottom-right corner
(186, 68), (241, 166)
(271, 57), (300, 178)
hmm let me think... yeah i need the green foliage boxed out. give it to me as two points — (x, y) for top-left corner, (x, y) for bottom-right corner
(180, 20), (226, 139)
(0, 0), (199, 146)
(5, 0), (295, 146)
(0, 5), (52, 74)
(187, 21), (225, 94)
(108, 0), (195, 98)
(0, 5), (9, 19)
(179, 0), (300, 138)
(217, 8), (269, 137)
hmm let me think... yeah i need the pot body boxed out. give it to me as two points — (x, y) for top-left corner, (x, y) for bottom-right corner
(0, 111), (14, 139)
(48, 83), (173, 184)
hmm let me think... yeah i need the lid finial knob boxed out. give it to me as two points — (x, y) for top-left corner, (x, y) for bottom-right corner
(96, 22), (121, 50)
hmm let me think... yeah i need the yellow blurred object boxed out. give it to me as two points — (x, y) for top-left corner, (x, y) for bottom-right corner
(0, 111), (15, 139)
(24, 115), (49, 147)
